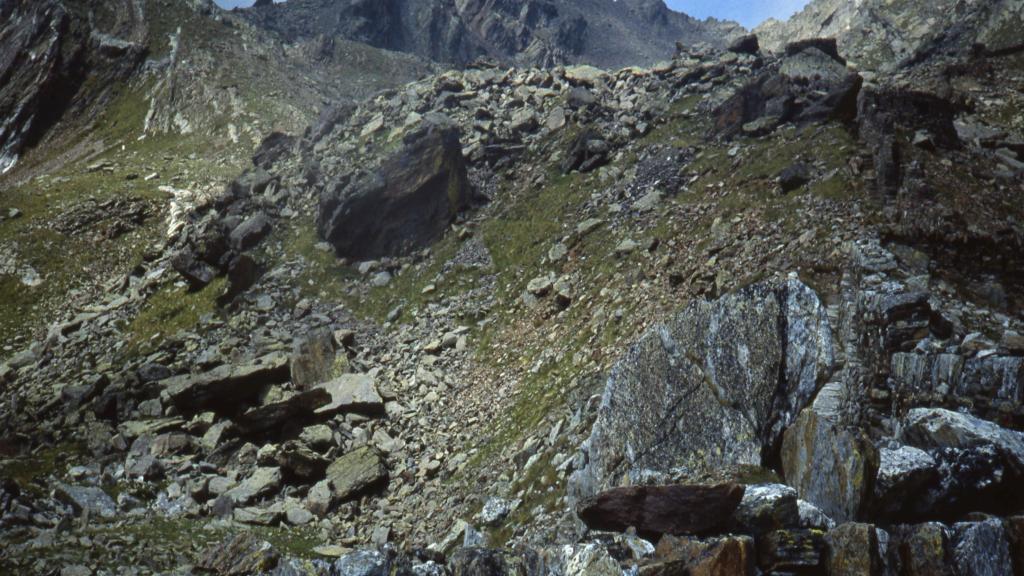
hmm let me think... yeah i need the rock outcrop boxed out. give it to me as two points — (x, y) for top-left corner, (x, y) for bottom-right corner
(0, 0), (143, 174)
(755, 0), (1024, 70)
(570, 279), (834, 499)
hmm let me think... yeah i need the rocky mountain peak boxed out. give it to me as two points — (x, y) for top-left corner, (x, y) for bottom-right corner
(238, 0), (744, 68)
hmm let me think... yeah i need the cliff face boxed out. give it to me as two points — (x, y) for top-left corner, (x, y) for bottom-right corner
(755, 0), (1024, 70)
(238, 0), (744, 68)
(0, 0), (145, 174)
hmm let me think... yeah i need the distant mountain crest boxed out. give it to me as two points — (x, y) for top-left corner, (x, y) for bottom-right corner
(237, 0), (744, 68)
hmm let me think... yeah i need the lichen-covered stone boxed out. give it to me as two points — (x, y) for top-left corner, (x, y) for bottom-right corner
(781, 383), (879, 523)
(890, 522), (956, 576)
(646, 534), (756, 576)
(326, 446), (387, 502)
(756, 529), (827, 574)
(952, 519), (1014, 576)
(570, 279), (833, 500)
(731, 483), (800, 535)
(827, 522), (884, 576)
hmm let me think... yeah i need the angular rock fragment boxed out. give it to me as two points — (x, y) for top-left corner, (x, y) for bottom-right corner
(756, 529), (827, 574)
(326, 446), (386, 502)
(315, 373), (385, 416)
(647, 534), (756, 576)
(901, 408), (1024, 472)
(291, 327), (347, 390)
(54, 484), (117, 519)
(197, 533), (279, 576)
(952, 519), (1013, 576)
(872, 444), (939, 522)
(890, 522), (956, 576)
(317, 119), (472, 259)
(233, 388), (331, 435)
(827, 522), (885, 576)
(229, 212), (271, 251)
(448, 548), (527, 576)
(782, 383), (878, 523)
(728, 34), (760, 55)
(576, 484), (744, 537)
(561, 128), (610, 174)
(162, 353), (290, 413)
(731, 483), (800, 535)
(276, 440), (330, 481)
(224, 467), (282, 505)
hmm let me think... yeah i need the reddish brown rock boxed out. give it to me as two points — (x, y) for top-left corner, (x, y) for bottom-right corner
(576, 483), (745, 537)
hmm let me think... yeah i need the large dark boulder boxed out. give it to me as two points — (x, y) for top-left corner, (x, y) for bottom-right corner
(560, 128), (611, 174)
(317, 121), (472, 259)
(252, 131), (295, 170)
(576, 483), (745, 538)
(713, 42), (862, 139)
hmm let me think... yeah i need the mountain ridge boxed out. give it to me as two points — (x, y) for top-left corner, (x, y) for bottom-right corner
(237, 0), (745, 68)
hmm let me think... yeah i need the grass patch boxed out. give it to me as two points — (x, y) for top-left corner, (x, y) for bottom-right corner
(0, 442), (86, 497)
(126, 278), (227, 353)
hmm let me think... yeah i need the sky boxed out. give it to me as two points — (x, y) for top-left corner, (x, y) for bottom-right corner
(666, 0), (810, 28)
(213, 0), (811, 29)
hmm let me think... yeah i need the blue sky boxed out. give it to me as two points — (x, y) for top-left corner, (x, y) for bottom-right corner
(213, 0), (810, 29)
(666, 0), (810, 28)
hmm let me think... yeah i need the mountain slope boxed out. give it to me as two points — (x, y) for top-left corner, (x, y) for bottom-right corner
(755, 0), (1024, 70)
(0, 0), (435, 351)
(238, 0), (744, 68)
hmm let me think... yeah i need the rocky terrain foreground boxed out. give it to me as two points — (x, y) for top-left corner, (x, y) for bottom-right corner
(1, 0), (1024, 574)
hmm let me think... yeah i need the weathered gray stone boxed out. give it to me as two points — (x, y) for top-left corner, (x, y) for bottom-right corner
(162, 353), (290, 412)
(316, 373), (385, 415)
(291, 327), (348, 390)
(332, 549), (388, 576)
(233, 388), (331, 434)
(54, 484), (116, 519)
(901, 408), (1024, 473)
(318, 120), (472, 260)
(571, 280), (834, 500)
(197, 533), (279, 575)
(224, 467), (282, 505)
(872, 445), (939, 521)
(781, 383), (879, 523)
(576, 483), (744, 537)
(731, 483), (800, 535)
(756, 529), (827, 574)
(952, 519), (1013, 576)
(326, 446), (386, 502)
(890, 522), (956, 576)
(827, 522), (884, 576)
(647, 534), (756, 576)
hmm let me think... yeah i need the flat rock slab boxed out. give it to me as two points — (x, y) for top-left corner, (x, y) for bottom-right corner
(55, 484), (117, 519)
(233, 388), (331, 434)
(327, 446), (386, 502)
(576, 484), (745, 537)
(163, 353), (290, 412)
(315, 373), (384, 416)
